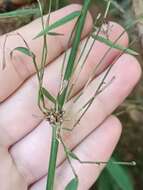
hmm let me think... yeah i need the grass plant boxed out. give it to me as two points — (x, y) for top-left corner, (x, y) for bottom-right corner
(1, 0), (139, 190)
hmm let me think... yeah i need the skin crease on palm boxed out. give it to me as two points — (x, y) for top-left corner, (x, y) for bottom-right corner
(0, 4), (142, 190)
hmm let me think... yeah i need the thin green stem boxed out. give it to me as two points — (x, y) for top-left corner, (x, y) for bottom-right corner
(77, 159), (136, 166)
(73, 64), (113, 129)
(36, 0), (53, 112)
(46, 124), (59, 190)
(60, 137), (78, 178)
(72, 39), (135, 128)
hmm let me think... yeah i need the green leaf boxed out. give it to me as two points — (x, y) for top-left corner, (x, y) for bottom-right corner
(34, 11), (81, 38)
(42, 87), (56, 104)
(58, 0), (92, 109)
(65, 177), (78, 190)
(10, 47), (35, 58)
(0, 8), (40, 18)
(92, 34), (139, 56)
(107, 158), (134, 190)
(97, 169), (115, 190)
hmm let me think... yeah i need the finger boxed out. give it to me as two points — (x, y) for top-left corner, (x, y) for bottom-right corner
(0, 4), (92, 102)
(0, 22), (128, 147)
(0, 146), (27, 190)
(10, 54), (141, 185)
(29, 116), (122, 190)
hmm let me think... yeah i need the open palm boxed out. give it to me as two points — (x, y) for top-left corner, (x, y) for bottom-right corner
(0, 4), (141, 190)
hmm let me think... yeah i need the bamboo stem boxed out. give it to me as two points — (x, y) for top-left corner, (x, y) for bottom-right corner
(46, 124), (59, 190)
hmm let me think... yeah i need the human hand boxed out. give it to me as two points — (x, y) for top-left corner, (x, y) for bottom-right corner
(0, 4), (141, 190)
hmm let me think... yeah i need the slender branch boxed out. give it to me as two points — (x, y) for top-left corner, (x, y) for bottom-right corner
(36, 0), (53, 113)
(72, 64), (113, 129)
(71, 38), (136, 130)
(60, 137), (78, 178)
(78, 160), (136, 166)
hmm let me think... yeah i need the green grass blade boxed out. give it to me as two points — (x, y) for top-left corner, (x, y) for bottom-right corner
(107, 158), (134, 190)
(42, 87), (56, 104)
(97, 169), (114, 190)
(92, 34), (138, 56)
(0, 8), (40, 18)
(58, 0), (92, 109)
(10, 46), (41, 82)
(10, 47), (35, 58)
(65, 177), (78, 190)
(34, 11), (81, 39)
(63, 1), (91, 81)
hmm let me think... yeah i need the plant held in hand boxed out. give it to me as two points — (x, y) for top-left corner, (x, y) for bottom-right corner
(1, 0), (139, 190)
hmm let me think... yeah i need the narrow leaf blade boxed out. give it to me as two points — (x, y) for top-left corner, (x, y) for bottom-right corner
(58, 0), (91, 109)
(35, 11), (81, 38)
(92, 35), (139, 56)
(65, 177), (78, 190)
(107, 158), (134, 190)
(11, 47), (35, 58)
(0, 8), (40, 18)
(42, 87), (56, 104)
(97, 169), (114, 190)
